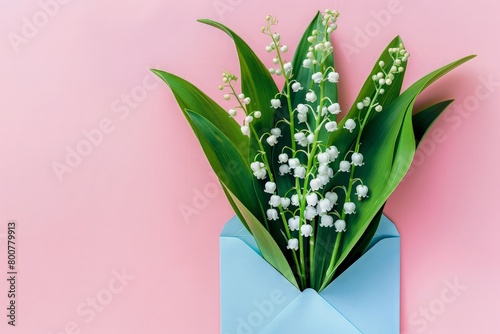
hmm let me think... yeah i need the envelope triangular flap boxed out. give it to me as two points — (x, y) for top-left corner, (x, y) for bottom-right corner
(320, 215), (400, 334)
(366, 214), (400, 250)
(220, 233), (301, 333)
(221, 215), (259, 253)
(260, 289), (363, 334)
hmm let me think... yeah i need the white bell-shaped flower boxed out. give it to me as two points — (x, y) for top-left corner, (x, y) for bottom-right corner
(318, 198), (333, 213)
(266, 208), (279, 221)
(317, 152), (330, 165)
(355, 185), (369, 199)
(327, 71), (340, 83)
(270, 99), (282, 109)
(251, 161), (267, 180)
(325, 121), (338, 132)
(254, 111), (262, 118)
(228, 109), (237, 117)
(264, 181), (276, 194)
(301, 224), (313, 237)
(343, 202), (356, 214)
(334, 219), (346, 232)
(294, 166), (306, 179)
(288, 158), (300, 169)
(310, 178), (322, 191)
(327, 103), (341, 115)
(278, 153), (288, 163)
(294, 132), (308, 147)
(325, 192), (338, 206)
(288, 216), (300, 231)
(287, 238), (299, 251)
(297, 113), (308, 124)
(307, 133), (315, 144)
(291, 194), (300, 206)
(266, 134), (278, 146)
(305, 91), (317, 103)
(281, 197), (291, 209)
(279, 164), (290, 175)
(284, 62), (293, 74)
(318, 174), (330, 185)
(254, 169), (267, 180)
(271, 128), (282, 137)
(241, 125), (250, 136)
(269, 195), (281, 207)
(297, 104), (308, 114)
(320, 106), (328, 116)
(344, 119), (356, 133)
(320, 215), (334, 228)
(304, 206), (318, 220)
(351, 153), (364, 166)
(339, 160), (351, 172)
(312, 72), (323, 83)
(318, 165), (329, 174)
(250, 161), (263, 172)
(303, 59), (312, 68)
(292, 82), (302, 92)
(326, 146), (339, 161)
(306, 193), (319, 206)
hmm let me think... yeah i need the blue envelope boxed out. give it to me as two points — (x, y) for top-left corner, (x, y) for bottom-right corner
(220, 215), (400, 334)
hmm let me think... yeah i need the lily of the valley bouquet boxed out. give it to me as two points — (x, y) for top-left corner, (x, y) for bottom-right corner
(154, 9), (473, 333)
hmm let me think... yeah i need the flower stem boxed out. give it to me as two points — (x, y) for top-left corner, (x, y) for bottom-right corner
(320, 89), (381, 291)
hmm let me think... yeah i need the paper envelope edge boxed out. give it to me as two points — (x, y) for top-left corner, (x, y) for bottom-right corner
(220, 215), (400, 334)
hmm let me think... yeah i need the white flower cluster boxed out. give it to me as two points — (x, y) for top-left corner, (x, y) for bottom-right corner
(221, 10), (409, 257)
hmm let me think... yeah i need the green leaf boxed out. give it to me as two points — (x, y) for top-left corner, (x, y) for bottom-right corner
(151, 70), (249, 158)
(223, 183), (300, 290)
(413, 100), (454, 146)
(197, 19), (279, 160)
(331, 204), (385, 280)
(318, 55), (475, 291)
(324, 36), (407, 157)
(183, 110), (266, 226)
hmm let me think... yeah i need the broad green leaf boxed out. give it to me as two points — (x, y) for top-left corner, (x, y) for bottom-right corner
(151, 70), (249, 158)
(183, 110), (266, 226)
(198, 19), (279, 160)
(324, 36), (407, 159)
(318, 55), (475, 291)
(312, 37), (408, 288)
(331, 205), (385, 281)
(413, 100), (454, 146)
(223, 184), (300, 290)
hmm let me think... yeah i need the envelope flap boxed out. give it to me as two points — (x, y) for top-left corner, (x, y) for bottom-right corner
(260, 289), (363, 334)
(221, 216), (259, 254)
(320, 237), (400, 333)
(220, 237), (301, 333)
(367, 214), (400, 250)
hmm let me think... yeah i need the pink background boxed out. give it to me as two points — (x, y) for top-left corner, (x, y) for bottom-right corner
(0, 0), (497, 333)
